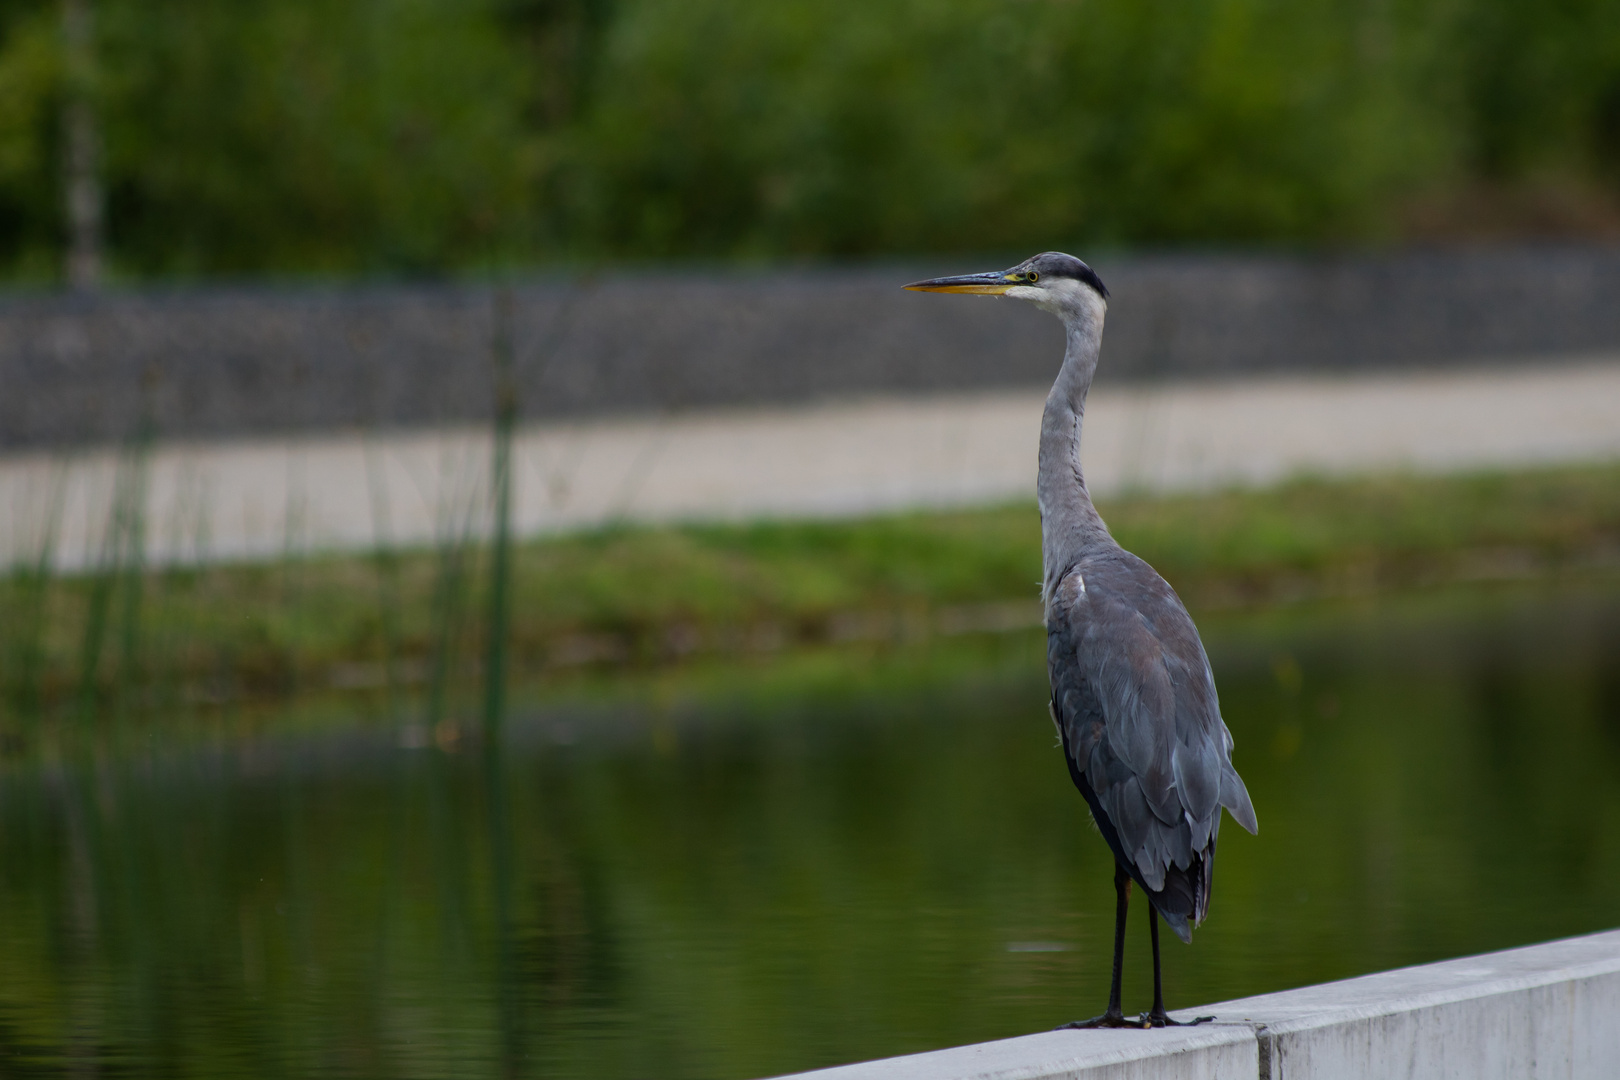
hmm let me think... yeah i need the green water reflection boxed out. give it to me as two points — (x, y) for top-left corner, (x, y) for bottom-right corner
(2, 581), (1619, 1078)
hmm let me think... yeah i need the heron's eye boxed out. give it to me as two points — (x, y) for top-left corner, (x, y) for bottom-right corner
(1027, 271), (1040, 283)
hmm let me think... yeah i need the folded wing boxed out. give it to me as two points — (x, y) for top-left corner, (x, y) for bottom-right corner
(1048, 550), (1257, 937)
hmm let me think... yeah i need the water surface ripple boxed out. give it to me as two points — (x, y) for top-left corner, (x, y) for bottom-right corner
(2, 581), (1618, 1078)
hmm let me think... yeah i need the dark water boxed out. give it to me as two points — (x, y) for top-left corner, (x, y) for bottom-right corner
(2, 581), (1619, 1079)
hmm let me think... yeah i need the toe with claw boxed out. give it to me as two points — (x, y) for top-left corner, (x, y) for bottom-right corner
(1145, 1011), (1214, 1028)
(1058, 1011), (1150, 1030)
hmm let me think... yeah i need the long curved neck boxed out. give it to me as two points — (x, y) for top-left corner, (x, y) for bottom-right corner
(1039, 309), (1111, 605)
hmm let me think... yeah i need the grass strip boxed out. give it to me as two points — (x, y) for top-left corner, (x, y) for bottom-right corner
(2, 462), (1618, 729)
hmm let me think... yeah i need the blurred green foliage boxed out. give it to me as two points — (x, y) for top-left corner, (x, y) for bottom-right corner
(0, 0), (1619, 275)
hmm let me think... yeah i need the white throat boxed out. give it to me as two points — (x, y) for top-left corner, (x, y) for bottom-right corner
(1007, 278), (1107, 326)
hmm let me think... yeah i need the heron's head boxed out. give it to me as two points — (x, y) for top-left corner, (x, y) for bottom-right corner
(904, 252), (1108, 326)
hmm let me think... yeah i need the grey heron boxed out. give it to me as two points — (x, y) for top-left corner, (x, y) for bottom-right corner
(905, 253), (1259, 1028)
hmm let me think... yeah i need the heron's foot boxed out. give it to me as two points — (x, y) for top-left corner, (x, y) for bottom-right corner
(1057, 1010), (1150, 1030)
(1144, 1011), (1215, 1028)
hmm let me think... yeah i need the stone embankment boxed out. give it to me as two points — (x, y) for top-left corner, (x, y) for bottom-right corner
(771, 928), (1620, 1080)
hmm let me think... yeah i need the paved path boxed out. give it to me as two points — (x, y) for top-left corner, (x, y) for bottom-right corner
(5, 358), (1619, 571)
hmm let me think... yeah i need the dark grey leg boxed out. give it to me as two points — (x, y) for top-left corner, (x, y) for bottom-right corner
(1146, 906), (1213, 1028)
(1059, 864), (1140, 1029)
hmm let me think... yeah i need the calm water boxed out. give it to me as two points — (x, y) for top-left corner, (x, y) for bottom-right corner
(2, 580), (1619, 1078)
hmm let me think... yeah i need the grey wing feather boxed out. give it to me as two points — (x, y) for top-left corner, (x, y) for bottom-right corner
(1048, 551), (1257, 928)
(1220, 765), (1258, 834)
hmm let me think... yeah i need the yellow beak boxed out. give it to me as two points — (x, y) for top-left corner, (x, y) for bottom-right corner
(902, 269), (1018, 294)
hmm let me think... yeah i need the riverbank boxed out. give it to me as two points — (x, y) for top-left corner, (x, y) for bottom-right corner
(3, 461), (1617, 735)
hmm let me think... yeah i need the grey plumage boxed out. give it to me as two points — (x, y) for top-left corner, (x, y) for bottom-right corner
(906, 251), (1257, 1025)
(1047, 546), (1256, 942)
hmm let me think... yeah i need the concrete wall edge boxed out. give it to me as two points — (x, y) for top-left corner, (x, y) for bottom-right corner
(766, 927), (1620, 1080)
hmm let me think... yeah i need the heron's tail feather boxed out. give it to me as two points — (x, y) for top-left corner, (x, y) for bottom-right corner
(1148, 845), (1213, 942)
(1156, 908), (1193, 945)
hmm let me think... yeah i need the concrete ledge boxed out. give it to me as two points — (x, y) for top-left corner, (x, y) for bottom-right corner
(770, 928), (1620, 1080)
(1223, 928), (1620, 1080)
(775, 1025), (1257, 1080)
